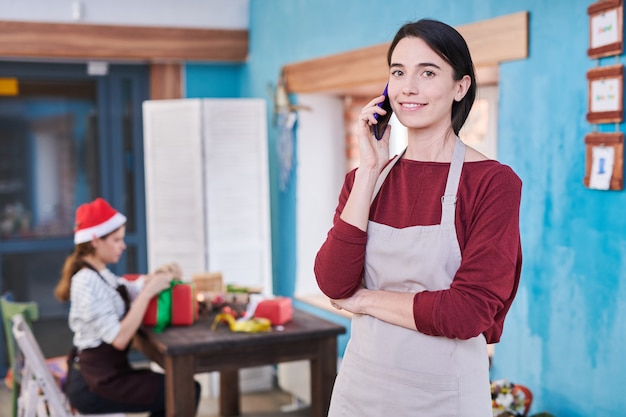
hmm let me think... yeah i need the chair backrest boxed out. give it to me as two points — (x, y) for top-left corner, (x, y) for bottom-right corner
(11, 313), (70, 417)
(1, 295), (39, 371)
(1, 295), (39, 417)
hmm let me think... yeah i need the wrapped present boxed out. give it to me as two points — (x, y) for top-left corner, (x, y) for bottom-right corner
(254, 297), (293, 325)
(142, 284), (173, 331)
(143, 297), (158, 326)
(192, 271), (223, 293)
(171, 282), (197, 326)
(142, 280), (197, 332)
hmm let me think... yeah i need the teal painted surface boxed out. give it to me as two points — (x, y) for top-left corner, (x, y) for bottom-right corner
(184, 1), (626, 414)
(185, 63), (243, 98)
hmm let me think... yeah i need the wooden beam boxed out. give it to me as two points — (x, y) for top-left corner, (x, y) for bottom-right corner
(0, 20), (248, 62)
(283, 43), (389, 95)
(457, 11), (528, 66)
(150, 63), (183, 100)
(283, 11), (528, 94)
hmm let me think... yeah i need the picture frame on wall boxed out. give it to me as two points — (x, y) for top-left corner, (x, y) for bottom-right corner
(583, 132), (624, 190)
(586, 64), (624, 124)
(588, 0), (624, 58)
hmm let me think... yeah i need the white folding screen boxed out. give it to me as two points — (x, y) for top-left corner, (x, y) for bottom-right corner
(143, 99), (206, 280)
(202, 99), (272, 292)
(142, 98), (272, 293)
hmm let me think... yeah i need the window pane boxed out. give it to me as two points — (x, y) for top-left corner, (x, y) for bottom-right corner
(121, 79), (137, 234)
(125, 245), (138, 273)
(0, 79), (98, 240)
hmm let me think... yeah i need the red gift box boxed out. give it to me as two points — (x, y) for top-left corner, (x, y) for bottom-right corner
(171, 282), (197, 325)
(254, 297), (293, 325)
(143, 297), (159, 326)
(142, 282), (198, 327)
(124, 274), (160, 327)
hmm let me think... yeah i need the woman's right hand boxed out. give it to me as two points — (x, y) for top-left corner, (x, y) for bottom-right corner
(113, 270), (174, 350)
(357, 95), (391, 173)
(338, 95), (393, 231)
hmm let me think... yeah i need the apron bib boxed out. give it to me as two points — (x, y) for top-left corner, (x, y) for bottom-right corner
(329, 138), (491, 417)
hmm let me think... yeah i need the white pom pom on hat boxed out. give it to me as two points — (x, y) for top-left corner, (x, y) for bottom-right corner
(74, 197), (127, 244)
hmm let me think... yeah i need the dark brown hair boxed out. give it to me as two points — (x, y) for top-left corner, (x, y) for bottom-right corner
(54, 226), (122, 302)
(387, 19), (477, 135)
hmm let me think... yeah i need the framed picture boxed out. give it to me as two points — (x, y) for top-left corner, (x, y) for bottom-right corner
(588, 0), (623, 58)
(587, 64), (624, 124)
(583, 132), (624, 190)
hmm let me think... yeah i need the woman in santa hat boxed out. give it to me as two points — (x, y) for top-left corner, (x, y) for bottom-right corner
(54, 197), (200, 416)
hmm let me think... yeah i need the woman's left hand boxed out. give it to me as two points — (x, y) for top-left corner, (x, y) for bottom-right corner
(333, 288), (418, 331)
(330, 288), (367, 315)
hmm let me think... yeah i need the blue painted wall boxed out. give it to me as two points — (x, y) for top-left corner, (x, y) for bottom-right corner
(186, 1), (626, 415)
(185, 63), (244, 98)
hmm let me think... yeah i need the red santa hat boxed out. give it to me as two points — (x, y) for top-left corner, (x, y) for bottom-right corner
(74, 198), (127, 244)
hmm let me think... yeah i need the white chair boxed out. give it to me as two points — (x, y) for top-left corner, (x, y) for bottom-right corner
(11, 313), (124, 417)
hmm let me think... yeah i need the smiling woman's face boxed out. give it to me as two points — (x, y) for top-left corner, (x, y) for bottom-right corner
(387, 36), (470, 134)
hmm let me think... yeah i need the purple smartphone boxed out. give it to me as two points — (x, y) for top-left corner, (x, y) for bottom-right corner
(372, 83), (393, 140)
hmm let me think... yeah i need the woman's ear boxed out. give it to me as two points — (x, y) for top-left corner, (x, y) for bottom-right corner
(454, 75), (472, 102)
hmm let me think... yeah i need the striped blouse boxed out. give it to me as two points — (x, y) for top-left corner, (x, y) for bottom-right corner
(69, 268), (144, 350)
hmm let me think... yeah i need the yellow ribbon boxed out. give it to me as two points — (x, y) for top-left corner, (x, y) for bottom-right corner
(211, 313), (271, 333)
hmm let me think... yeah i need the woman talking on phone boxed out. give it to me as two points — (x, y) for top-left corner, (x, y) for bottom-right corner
(315, 19), (522, 416)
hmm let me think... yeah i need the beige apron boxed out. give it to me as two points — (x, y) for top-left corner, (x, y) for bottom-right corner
(328, 138), (491, 417)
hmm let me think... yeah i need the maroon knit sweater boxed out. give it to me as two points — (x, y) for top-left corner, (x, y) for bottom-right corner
(314, 157), (522, 344)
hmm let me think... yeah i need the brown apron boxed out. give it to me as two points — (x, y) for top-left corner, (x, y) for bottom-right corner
(328, 138), (491, 417)
(70, 267), (160, 406)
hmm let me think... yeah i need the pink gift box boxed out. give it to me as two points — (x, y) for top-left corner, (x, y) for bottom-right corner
(254, 297), (293, 325)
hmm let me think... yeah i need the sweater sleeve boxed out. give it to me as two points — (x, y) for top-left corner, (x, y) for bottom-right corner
(314, 170), (369, 299)
(119, 274), (145, 301)
(413, 166), (522, 342)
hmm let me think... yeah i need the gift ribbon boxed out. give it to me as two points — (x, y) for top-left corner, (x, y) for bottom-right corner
(211, 311), (271, 333)
(153, 279), (182, 333)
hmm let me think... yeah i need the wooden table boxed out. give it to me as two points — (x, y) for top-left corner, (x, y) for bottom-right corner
(133, 308), (346, 417)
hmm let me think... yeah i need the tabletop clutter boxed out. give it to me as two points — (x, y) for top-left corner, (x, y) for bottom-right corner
(141, 271), (293, 333)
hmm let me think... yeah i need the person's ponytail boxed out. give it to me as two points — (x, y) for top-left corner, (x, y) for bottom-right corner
(54, 243), (94, 302)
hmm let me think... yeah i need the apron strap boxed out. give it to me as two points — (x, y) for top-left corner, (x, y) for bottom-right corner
(83, 263), (131, 314)
(440, 137), (465, 225)
(370, 137), (466, 213)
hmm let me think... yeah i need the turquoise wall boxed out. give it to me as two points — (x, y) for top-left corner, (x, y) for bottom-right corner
(185, 63), (244, 98)
(186, 0), (626, 415)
